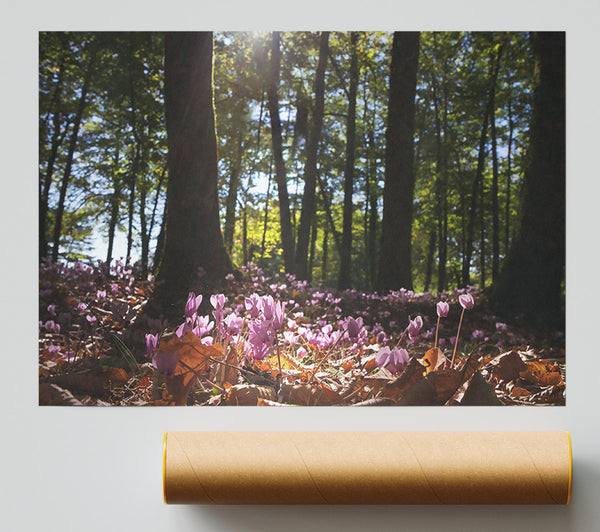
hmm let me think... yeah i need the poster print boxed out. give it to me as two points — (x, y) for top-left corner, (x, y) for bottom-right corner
(39, 31), (565, 406)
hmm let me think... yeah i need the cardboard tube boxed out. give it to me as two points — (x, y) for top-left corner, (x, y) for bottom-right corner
(163, 431), (572, 505)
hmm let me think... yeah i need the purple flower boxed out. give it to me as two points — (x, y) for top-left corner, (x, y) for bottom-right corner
(224, 313), (243, 336)
(196, 315), (214, 337)
(184, 292), (203, 319)
(261, 295), (276, 320)
(248, 320), (274, 360)
(152, 348), (179, 377)
(45, 320), (60, 333)
(210, 294), (227, 324)
(245, 294), (261, 319)
(472, 329), (485, 340)
(97, 290), (106, 300)
(111, 283), (119, 294)
(459, 294), (474, 310)
(47, 304), (56, 316)
(269, 300), (285, 331)
(145, 333), (158, 359)
(436, 301), (449, 318)
(210, 293), (226, 310)
(343, 316), (366, 343)
(495, 322), (508, 332)
(48, 344), (61, 356)
(407, 316), (423, 341)
(375, 346), (409, 375)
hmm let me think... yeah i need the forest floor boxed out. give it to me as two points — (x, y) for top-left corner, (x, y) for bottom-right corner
(38, 259), (565, 406)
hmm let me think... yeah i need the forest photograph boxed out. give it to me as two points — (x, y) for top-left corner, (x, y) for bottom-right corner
(38, 31), (565, 406)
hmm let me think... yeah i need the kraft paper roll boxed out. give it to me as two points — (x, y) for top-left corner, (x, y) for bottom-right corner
(163, 431), (572, 505)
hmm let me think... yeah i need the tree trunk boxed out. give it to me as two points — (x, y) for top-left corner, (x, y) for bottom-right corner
(266, 32), (295, 273)
(423, 229), (436, 292)
(490, 75), (500, 281)
(316, 172), (341, 254)
(146, 161), (168, 268)
(51, 43), (97, 262)
(151, 32), (229, 313)
(224, 122), (244, 253)
(505, 90), (514, 256)
(338, 32), (359, 289)
(377, 32), (420, 291)
(321, 229), (329, 280)
(308, 215), (318, 283)
(294, 31), (330, 279)
(39, 34), (69, 261)
(260, 158), (272, 261)
(462, 37), (504, 287)
(125, 168), (137, 265)
(153, 199), (167, 275)
(140, 184), (149, 277)
(106, 135), (121, 266)
(490, 32), (565, 330)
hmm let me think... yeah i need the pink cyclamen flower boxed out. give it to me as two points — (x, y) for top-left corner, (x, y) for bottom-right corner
(184, 292), (203, 319)
(145, 333), (158, 358)
(152, 348), (179, 377)
(459, 294), (474, 310)
(224, 313), (243, 336)
(376, 346), (410, 375)
(344, 316), (364, 341)
(245, 294), (261, 319)
(436, 301), (450, 318)
(407, 316), (423, 341)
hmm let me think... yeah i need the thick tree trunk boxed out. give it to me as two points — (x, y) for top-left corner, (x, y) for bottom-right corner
(51, 44), (96, 262)
(491, 32), (565, 330)
(294, 31), (330, 280)
(338, 32), (359, 290)
(151, 32), (229, 312)
(377, 32), (420, 291)
(266, 32), (295, 273)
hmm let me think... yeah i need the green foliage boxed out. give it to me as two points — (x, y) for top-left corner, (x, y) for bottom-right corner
(39, 31), (537, 292)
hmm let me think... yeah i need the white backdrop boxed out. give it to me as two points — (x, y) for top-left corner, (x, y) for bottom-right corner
(3, 1), (599, 530)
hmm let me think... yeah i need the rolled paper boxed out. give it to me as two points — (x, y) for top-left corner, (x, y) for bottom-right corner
(163, 431), (572, 505)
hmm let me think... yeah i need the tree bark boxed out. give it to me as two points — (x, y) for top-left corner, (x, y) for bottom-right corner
(377, 32), (420, 291)
(151, 32), (229, 313)
(338, 32), (359, 289)
(461, 37), (504, 287)
(106, 135), (121, 266)
(490, 32), (565, 330)
(294, 31), (330, 280)
(490, 73), (500, 281)
(39, 34), (69, 261)
(51, 42), (97, 262)
(224, 117), (244, 253)
(266, 32), (295, 273)
(504, 89), (514, 256)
